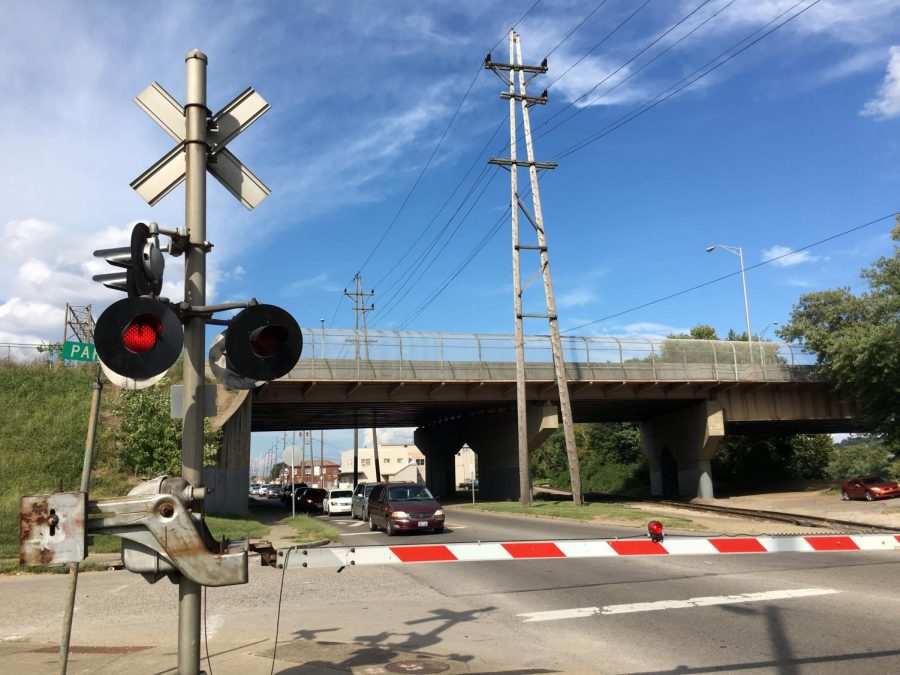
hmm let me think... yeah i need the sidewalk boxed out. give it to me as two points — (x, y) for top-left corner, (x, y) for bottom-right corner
(0, 637), (482, 674)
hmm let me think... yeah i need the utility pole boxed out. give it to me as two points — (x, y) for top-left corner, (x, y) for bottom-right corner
(344, 274), (377, 482)
(486, 31), (583, 506)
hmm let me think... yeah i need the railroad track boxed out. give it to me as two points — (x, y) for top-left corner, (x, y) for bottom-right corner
(652, 499), (898, 534)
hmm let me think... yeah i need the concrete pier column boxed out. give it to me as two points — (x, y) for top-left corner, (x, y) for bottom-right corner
(640, 401), (724, 499)
(203, 390), (252, 515)
(463, 405), (559, 501)
(414, 426), (464, 499)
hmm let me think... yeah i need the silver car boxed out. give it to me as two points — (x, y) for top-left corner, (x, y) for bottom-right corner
(351, 482), (382, 521)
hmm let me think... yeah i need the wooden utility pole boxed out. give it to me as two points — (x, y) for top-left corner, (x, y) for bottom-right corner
(344, 275), (379, 482)
(486, 30), (583, 506)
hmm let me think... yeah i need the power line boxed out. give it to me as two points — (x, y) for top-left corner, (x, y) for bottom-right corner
(373, 168), (499, 325)
(561, 211), (898, 334)
(543, 0), (611, 61)
(372, 115), (507, 293)
(334, 1), (543, 326)
(554, 0), (822, 160)
(544, 0), (654, 93)
(539, 0), (719, 132)
(400, 206), (511, 327)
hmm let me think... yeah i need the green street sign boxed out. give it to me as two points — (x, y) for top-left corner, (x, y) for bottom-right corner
(63, 341), (98, 362)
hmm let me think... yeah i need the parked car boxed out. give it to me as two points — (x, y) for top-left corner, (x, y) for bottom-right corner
(249, 483), (262, 496)
(367, 482), (445, 536)
(841, 476), (900, 501)
(323, 489), (353, 515)
(258, 484), (271, 498)
(295, 487), (327, 513)
(351, 482), (382, 521)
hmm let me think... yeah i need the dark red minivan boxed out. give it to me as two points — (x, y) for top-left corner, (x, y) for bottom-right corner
(367, 483), (445, 535)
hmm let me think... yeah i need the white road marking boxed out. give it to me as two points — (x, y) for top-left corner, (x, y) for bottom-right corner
(518, 588), (840, 623)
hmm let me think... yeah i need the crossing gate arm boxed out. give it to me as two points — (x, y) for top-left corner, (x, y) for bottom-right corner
(276, 534), (900, 570)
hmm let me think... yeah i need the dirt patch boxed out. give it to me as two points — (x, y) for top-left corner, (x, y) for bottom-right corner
(633, 490), (900, 535)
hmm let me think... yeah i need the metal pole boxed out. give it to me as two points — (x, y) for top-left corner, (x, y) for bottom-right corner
(59, 372), (103, 674)
(179, 48), (208, 675)
(738, 246), (752, 348)
(353, 428), (359, 486)
(290, 434), (296, 518)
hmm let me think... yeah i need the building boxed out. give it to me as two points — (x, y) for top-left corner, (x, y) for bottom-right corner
(278, 459), (340, 489)
(454, 446), (477, 488)
(339, 444), (425, 487)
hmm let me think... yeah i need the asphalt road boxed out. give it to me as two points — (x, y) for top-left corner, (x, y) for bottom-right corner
(2, 505), (899, 673)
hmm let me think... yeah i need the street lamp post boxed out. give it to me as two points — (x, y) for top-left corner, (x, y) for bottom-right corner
(705, 244), (752, 348)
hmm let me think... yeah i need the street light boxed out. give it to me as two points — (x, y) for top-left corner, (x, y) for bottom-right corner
(759, 321), (779, 340)
(705, 244), (752, 348)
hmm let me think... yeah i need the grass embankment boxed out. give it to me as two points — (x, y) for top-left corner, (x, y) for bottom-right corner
(206, 515), (269, 540)
(0, 363), (135, 563)
(461, 498), (698, 529)
(283, 515), (341, 543)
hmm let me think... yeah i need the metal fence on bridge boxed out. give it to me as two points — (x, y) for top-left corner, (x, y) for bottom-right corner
(293, 329), (820, 384)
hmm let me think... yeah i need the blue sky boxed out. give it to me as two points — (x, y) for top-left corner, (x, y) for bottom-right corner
(2, 1), (898, 468)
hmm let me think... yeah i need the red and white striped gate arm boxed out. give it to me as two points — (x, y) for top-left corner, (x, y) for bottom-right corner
(279, 533), (900, 569)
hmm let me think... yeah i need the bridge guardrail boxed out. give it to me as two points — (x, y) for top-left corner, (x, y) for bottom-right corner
(290, 329), (820, 383)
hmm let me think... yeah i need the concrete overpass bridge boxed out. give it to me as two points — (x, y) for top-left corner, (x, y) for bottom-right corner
(210, 329), (856, 513)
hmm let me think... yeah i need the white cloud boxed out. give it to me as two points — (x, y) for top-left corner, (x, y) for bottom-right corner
(283, 273), (342, 296)
(363, 428), (415, 446)
(557, 287), (597, 309)
(762, 245), (819, 267)
(861, 46), (900, 119)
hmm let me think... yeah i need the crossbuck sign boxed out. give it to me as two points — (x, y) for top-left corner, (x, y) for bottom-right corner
(130, 82), (270, 210)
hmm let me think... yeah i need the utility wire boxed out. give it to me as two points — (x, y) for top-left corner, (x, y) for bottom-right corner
(400, 206), (512, 327)
(535, 0), (737, 143)
(544, 0), (654, 93)
(539, 0), (718, 131)
(554, 0), (822, 159)
(331, 1), (543, 327)
(561, 211), (899, 334)
(373, 169), (499, 325)
(543, 0), (611, 61)
(372, 115), (508, 293)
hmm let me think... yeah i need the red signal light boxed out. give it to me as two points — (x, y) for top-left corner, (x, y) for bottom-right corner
(249, 325), (288, 359)
(122, 314), (163, 354)
(648, 520), (664, 542)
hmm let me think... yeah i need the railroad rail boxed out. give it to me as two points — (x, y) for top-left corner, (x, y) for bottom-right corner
(652, 499), (898, 534)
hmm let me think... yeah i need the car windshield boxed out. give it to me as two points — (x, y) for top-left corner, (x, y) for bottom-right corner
(862, 476), (887, 484)
(331, 490), (352, 498)
(387, 486), (434, 501)
(363, 484), (378, 496)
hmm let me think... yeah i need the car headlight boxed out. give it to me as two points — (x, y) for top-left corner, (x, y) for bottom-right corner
(390, 511), (410, 519)
(434, 509), (445, 517)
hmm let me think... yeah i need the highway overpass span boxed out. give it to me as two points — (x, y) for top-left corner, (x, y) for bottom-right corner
(208, 329), (856, 514)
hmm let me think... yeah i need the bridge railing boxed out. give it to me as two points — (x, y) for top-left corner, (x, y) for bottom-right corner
(291, 329), (820, 383)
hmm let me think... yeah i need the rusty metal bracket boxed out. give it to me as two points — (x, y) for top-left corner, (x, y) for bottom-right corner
(87, 477), (248, 587)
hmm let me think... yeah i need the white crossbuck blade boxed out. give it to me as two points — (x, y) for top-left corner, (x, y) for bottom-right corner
(131, 82), (270, 210)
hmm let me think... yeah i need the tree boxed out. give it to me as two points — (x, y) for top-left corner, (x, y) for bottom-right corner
(111, 377), (221, 476)
(780, 220), (900, 444)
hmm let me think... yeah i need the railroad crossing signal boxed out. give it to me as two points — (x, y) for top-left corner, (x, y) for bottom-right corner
(130, 81), (271, 210)
(93, 297), (184, 381)
(93, 222), (165, 298)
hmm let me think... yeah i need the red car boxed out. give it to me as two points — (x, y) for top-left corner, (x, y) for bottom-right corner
(841, 476), (900, 501)
(367, 483), (445, 535)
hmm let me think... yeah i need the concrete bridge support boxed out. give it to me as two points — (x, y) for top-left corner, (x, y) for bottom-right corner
(203, 391), (252, 516)
(414, 425), (465, 499)
(416, 405), (559, 501)
(640, 401), (724, 499)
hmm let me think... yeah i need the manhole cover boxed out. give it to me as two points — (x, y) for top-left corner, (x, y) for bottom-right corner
(384, 660), (450, 673)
